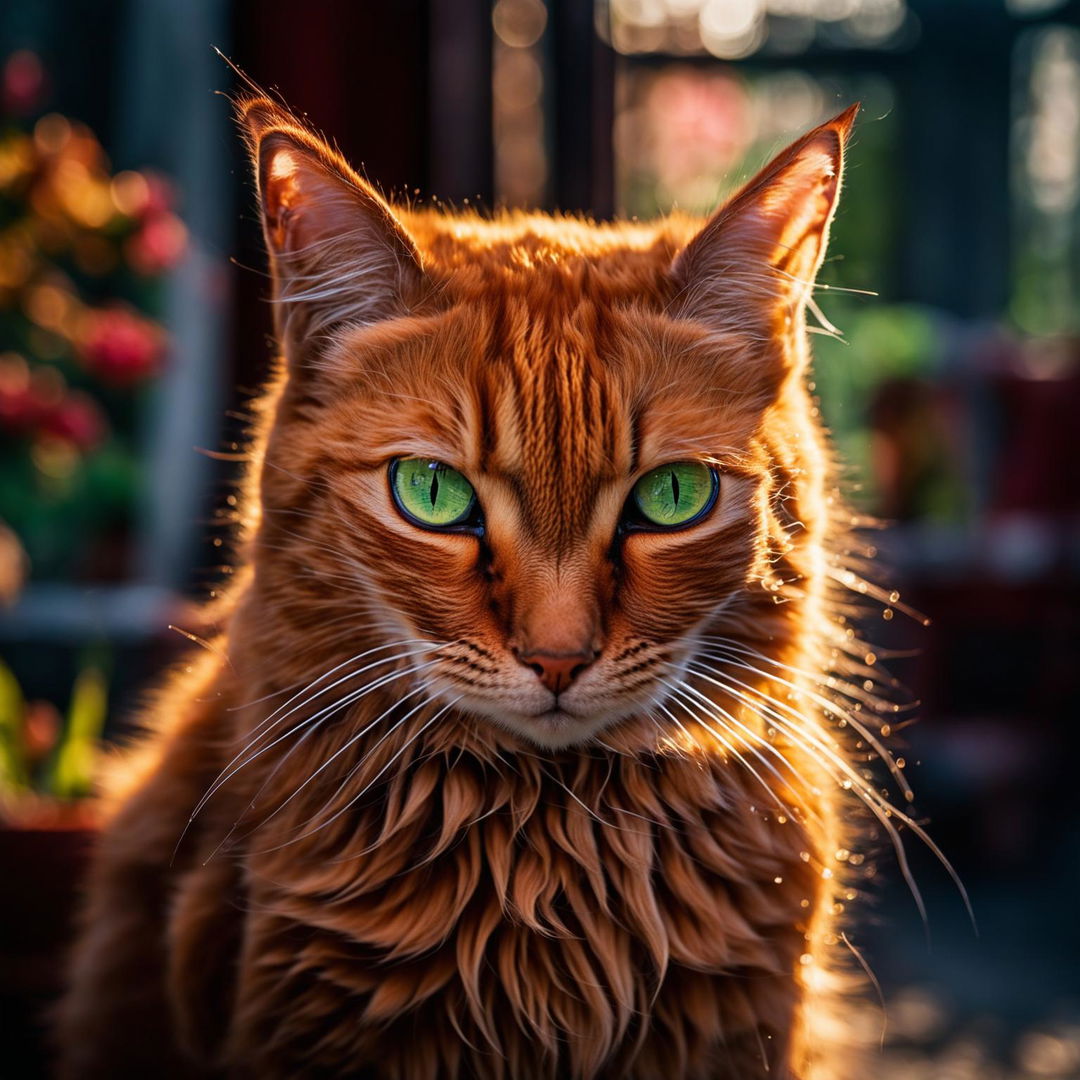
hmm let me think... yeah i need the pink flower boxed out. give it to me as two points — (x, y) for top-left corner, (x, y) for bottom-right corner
(78, 307), (165, 386)
(126, 211), (188, 274)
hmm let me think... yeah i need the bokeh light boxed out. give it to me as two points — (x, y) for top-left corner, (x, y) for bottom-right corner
(606, 0), (912, 56)
(493, 0), (550, 207)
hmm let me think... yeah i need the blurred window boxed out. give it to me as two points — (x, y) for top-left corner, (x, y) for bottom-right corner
(1011, 24), (1080, 338)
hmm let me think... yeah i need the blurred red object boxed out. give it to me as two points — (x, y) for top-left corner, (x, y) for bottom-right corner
(0, 382), (44, 434)
(0, 359), (61, 436)
(125, 212), (188, 275)
(2, 50), (47, 117)
(992, 337), (1080, 517)
(77, 307), (164, 386)
(39, 390), (106, 451)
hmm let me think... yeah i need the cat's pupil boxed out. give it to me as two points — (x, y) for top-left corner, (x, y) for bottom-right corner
(430, 468), (440, 508)
(671, 471), (680, 508)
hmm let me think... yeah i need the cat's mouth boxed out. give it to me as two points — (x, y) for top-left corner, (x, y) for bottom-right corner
(440, 678), (639, 747)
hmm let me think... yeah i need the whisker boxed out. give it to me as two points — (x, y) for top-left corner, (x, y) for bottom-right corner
(669, 677), (821, 825)
(177, 645), (442, 855)
(261, 697), (464, 855)
(227, 654), (442, 782)
(841, 932), (888, 1050)
(240, 638), (435, 748)
(190, 646), (440, 821)
(685, 657), (975, 934)
(252, 682), (438, 835)
(203, 709), (326, 863)
(686, 657), (928, 924)
(250, 707), (424, 854)
(657, 688), (796, 820)
(697, 639), (911, 799)
(203, 668), (443, 864)
(225, 681), (307, 712)
(827, 568), (929, 625)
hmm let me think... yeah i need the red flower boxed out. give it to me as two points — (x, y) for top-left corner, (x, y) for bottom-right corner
(23, 700), (61, 765)
(39, 390), (106, 451)
(78, 307), (164, 386)
(126, 211), (188, 274)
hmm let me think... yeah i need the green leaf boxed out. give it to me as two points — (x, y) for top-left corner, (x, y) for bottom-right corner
(0, 659), (29, 795)
(50, 663), (108, 800)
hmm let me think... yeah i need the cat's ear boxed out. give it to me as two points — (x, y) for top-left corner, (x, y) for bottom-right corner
(239, 97), (423, 347)
(671, 104), (858, 343)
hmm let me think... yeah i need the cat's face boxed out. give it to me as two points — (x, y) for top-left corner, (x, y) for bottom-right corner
(303, 275), (775, 747)
(243, 100), (853, 748)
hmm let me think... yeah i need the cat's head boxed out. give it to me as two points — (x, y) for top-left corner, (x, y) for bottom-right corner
(240, 98), (855, 749)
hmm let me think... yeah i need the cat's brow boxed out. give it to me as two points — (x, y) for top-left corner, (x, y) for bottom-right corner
(366, 434), (468, 467)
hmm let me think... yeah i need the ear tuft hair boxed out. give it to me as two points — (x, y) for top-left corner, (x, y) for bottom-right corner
(235, 93), (424, 356)
(671, 104), (859, 347)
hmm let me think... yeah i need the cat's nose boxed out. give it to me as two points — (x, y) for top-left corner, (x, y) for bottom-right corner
(515, 649), (596, 695)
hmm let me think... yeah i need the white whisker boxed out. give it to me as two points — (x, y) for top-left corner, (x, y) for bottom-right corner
(669, 678), (820, 825)
(684, 655), (975, 933)
(697, 638), (911, 799)
(175, 644), (444, 865)
(259, 697), (463, 855)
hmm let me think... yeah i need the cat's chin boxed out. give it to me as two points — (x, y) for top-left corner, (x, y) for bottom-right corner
(521, 708), (601, 749)
(461, 701), (619, 750)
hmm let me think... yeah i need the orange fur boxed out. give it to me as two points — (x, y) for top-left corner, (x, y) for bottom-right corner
(56, 99), (887, 1078)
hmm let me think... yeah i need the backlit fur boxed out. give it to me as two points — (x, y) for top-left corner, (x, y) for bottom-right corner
(56, 98), (910, 1079)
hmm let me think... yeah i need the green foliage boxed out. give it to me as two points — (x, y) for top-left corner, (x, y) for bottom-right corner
(0, 653), (108, 803)
(813, 300), (936, 489)
(0, 659), (29, 793)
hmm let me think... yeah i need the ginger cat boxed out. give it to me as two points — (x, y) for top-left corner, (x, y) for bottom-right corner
(57, 97), (913, 1079)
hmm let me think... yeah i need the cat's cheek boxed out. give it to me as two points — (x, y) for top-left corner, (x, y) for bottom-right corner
(326, 477), (492, 638)
(617, 524), (762, 644)
(374, 534), (490, 634)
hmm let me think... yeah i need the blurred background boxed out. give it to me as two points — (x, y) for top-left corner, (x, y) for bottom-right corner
(1, 1), (1078, 1077)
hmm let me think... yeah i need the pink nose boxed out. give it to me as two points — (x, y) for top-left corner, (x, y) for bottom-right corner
(516, 649), (596, 695)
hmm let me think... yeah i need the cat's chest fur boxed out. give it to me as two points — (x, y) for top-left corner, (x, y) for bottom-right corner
(196, 750), (818, 1079)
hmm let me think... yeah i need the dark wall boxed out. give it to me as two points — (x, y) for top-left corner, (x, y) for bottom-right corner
(227, 0), (433, 396)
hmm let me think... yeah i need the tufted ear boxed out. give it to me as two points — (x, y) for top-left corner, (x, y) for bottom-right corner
(238, 97), (424, 352)
(671, 104), (858, 345)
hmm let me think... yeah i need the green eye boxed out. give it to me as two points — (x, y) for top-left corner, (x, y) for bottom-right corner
(630, 461), (717, 528)
(390, 458), (478, 528)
